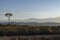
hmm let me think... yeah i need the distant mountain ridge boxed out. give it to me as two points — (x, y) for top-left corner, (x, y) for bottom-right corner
(0, 17), (60, 23)
(0, 17), (60, 26)
(13, 17), (60, 23)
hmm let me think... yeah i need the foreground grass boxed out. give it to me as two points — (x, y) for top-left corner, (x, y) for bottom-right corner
(0, 25), (60, 36)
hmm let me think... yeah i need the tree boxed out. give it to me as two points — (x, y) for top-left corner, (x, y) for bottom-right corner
(5, 13), (12, 25)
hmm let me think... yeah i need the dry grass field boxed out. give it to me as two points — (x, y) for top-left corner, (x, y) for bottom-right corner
(0, 25), (60, 40)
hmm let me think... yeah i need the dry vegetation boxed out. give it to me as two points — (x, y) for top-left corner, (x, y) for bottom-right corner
(0, 25), (59, 32)
(0, 25), (60, 36)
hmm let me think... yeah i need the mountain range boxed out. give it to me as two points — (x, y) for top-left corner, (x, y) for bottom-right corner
(0, 17), (60, 26)
(0, 17), (60, 23)
(12, 17), (60, 23)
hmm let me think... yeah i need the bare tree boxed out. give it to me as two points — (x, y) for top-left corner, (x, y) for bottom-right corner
(5, 13), (12, 25)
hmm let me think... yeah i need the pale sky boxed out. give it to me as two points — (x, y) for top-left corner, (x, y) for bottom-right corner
(0, 0), (60, 20)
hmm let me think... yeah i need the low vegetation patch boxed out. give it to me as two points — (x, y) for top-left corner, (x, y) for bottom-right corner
(0, 25), (60, 36)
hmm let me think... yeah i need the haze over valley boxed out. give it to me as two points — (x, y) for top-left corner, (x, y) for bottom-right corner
(0, 17), (60, 26)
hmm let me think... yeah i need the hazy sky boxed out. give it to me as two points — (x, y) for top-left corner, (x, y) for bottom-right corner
(0, 0), (60, 20)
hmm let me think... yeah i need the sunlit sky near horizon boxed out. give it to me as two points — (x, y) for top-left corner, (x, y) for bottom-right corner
(0, 0), (60, 20)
